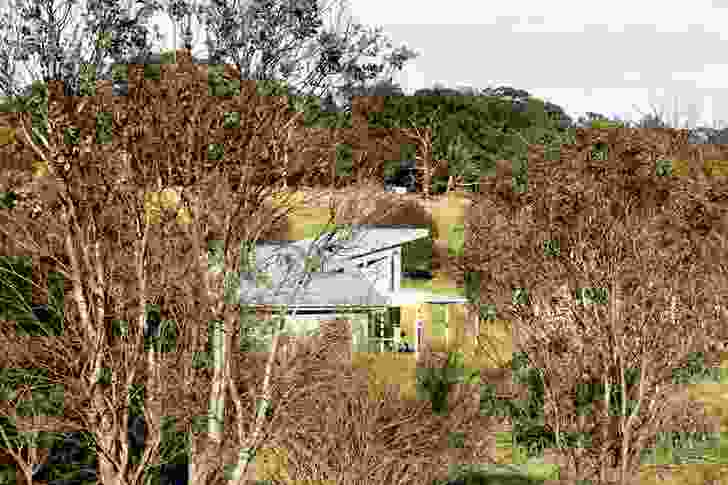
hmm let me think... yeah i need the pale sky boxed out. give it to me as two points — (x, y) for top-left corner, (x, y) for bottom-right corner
(10, 0), (728, 130)
(343, 0), (728, 130)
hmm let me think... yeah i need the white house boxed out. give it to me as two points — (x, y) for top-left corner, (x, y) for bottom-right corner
(238, 224), (469, 355)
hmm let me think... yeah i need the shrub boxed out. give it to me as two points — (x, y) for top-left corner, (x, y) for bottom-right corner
(374, 197), (439, 239)
(366, 197), (439, 272)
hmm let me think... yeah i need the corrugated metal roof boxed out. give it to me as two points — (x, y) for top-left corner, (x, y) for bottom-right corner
(240, 225), (429, 308)
(240, 271), (391, 307)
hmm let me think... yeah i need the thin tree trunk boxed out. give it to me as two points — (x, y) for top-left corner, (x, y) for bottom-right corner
(446, 174), (455, 194)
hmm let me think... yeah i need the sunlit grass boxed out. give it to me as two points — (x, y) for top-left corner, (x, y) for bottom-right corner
(447, 223), (465, 257)
(400, 275), (466, 298)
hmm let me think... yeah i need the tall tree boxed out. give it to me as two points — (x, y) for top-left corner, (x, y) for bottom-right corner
(361, 91), (467, 198)
(0, 0), (162, 99)
(157, 0), (419, 111)
(358, 83), (577, 197)
(0, 49), (315, 485)
(451, 138), (728, 482)
(0, 49), (433, 485)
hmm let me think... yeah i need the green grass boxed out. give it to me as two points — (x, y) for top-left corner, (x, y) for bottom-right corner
(447, 223), (465, 258)
(400, 276), (467, 298)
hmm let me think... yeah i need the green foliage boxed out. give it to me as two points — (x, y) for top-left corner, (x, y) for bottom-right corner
(144, 303), (178, 353)
(0, 255), (33, 318)
(0, 80), (49, 147)
(128, 383), (146, 417)
(144, 63), (162, 81)
(0, 254), (64, 336)
(365, 90), (576, 196)
(588, 118), (625, 129)
(96, 112), (113, 144)
(159, 49), (176, 64)
(64, 126), (81, 145)
(655, 158), (673, 177)
(642, 430), (724, 465)
(431, 304), (447, 336)
(335, 143), (354, 179)
(208, 65), (241, 97)
(0, 190), (17, 210)
(542, 239), (560, 258)
(367, 94), (477, 193)
(447, 223), (465, 257)
(480, 352), (590, 459)
(463, 270), (481, 304)
(78, 63), (98, 97)
(416, 350), (479, 415)
(239, 308), (279, 353)
(140, 417), (191, 484)
(573, 287), (609, 306)
(111, 64), (128, 83)
(255, 79), (291, 97)
(192, 351), (214, 369)
(0, 368), (63, 420)
(482, 347), (726, 466)
(207, 143), (224, 160)
(401, 236), (432, 273)
(448, 431), (466, 449)
(223, 111), (241, 129)
(512, 288), (528, 306)
(671, 351), (723, 385)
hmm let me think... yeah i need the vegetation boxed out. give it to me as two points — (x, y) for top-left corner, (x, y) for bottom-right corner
(2, 2), (728, 483)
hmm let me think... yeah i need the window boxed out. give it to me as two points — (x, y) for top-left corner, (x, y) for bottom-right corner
(367, 310), (396, 352)
(387, 307), (401, 327)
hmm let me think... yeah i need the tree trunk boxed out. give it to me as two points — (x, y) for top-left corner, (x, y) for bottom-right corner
(422, 166), (432, 199)
(446, 175), (455, 194)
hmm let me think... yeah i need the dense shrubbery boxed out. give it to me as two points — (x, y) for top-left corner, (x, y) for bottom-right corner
(476, 349), (725, 468)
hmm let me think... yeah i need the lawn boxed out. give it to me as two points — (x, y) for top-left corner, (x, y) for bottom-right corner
(400, 273), (466, 298)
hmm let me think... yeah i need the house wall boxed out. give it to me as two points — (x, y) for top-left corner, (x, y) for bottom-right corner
(399, 302), (479, 355)
(249, 301), (482, 363)
(249, 305), (387, 357)
(400, 303), (433, 351)
(347, 246), (398, 296)
(392, 247), (402, 293)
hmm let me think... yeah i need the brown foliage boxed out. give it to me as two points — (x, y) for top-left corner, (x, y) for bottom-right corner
(0, 48), (349, 485)
(0, 49), (502, 485)
(363, 194), (440, 239)
(451, 127), (728, 484)
(233, 336), (498, 485)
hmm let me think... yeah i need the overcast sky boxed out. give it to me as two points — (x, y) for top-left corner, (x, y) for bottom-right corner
(141, 0), (728, 130)
(344, 0), (728, 130)
(9, 0), (728, 130)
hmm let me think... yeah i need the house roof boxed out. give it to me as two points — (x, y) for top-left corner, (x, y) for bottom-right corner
(239, 225), (429, 309)
(242, 272), (391, 307)
(269, 224), (429, 259)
